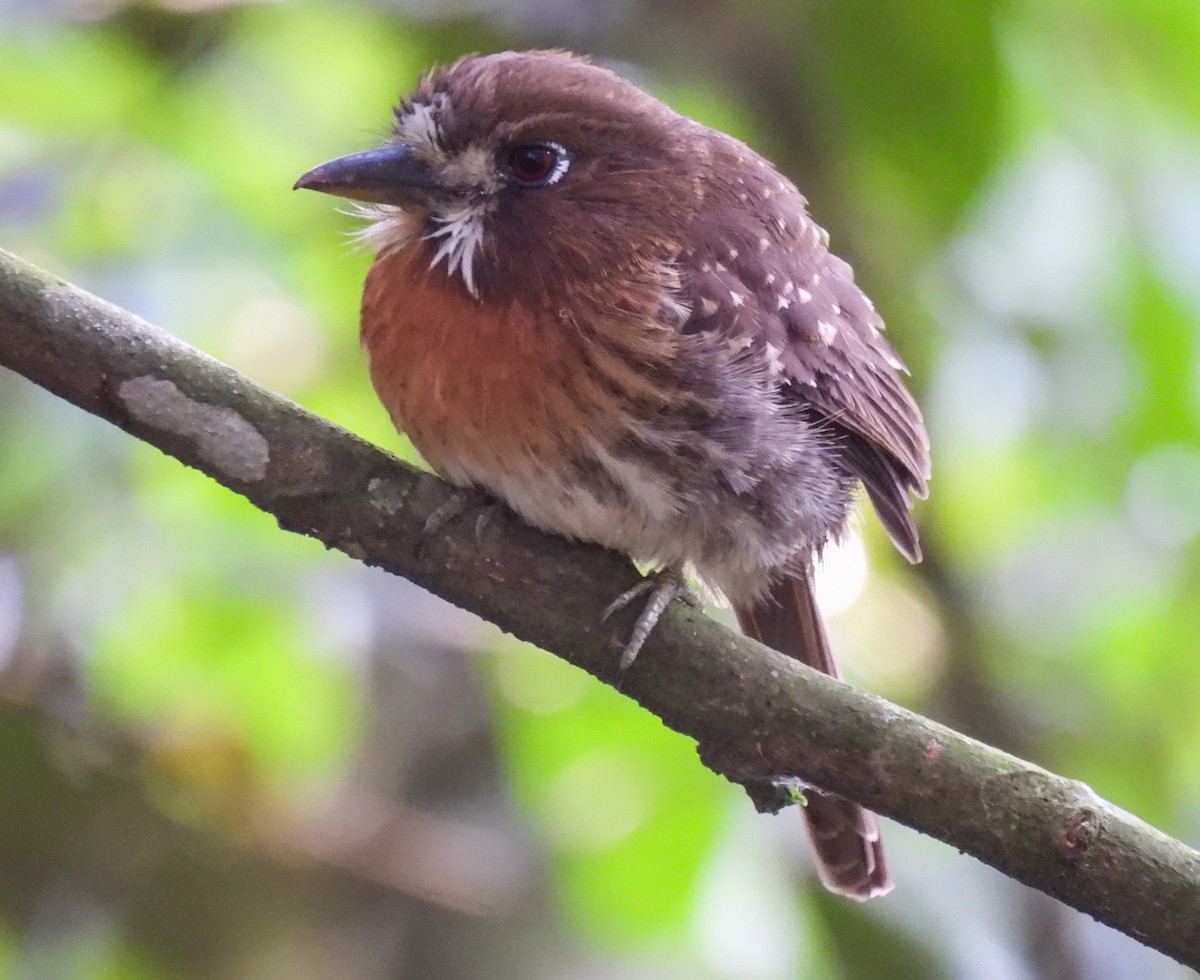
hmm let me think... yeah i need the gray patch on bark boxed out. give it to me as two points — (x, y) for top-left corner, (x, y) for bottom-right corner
(118, 376), (269, 482)
(367, 476), (410, 516)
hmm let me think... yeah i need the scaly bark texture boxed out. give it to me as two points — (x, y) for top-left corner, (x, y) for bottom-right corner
(1, 247), (1197, 968)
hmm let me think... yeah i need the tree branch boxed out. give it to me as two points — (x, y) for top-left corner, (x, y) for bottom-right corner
(1, 247), (1197, 968)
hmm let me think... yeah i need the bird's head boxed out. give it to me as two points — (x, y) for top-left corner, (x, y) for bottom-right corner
(296, 51), (705, 301)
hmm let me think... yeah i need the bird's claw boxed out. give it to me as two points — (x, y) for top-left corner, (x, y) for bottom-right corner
(603, 568), (700, 672)
(422, 489), (503, 547)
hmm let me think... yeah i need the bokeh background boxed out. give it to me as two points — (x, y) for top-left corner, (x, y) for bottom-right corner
(2, 0), (1198, 977)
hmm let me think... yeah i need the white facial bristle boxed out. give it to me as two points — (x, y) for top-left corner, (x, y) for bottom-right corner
(424, 204), (487, 299)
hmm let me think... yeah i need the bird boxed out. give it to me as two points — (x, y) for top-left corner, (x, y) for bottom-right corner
(295, 50), (929, 900)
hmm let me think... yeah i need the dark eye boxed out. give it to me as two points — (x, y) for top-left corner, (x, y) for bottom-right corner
(507, 142), (570, 186)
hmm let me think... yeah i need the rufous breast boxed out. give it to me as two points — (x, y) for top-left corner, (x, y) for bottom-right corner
(360, 245), (619, 486)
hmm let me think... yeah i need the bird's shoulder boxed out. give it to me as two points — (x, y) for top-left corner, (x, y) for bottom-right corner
(670, 152), (931, 559)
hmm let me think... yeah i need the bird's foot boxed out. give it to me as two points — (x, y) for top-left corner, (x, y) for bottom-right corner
(602, 567), (701, 672)
(422, 487), (505, 545)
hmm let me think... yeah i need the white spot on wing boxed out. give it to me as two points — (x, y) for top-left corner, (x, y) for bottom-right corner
(817, 320), (838, 345)
(729, 291), (745, 307)
(764, 342), (785, 375)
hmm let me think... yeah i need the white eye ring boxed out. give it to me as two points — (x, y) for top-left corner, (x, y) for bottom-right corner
(507, 141), (572, 187)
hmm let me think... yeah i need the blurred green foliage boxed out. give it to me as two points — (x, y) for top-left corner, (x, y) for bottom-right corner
(1, 0), (1198, 977)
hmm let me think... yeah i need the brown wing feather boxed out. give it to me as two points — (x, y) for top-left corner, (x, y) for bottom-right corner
(676, 146), (929, 563)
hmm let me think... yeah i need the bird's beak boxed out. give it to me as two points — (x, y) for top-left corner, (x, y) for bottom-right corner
(294, 144), (441, 205)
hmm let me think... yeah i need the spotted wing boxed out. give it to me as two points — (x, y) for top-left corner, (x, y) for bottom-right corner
(676, 182), (930, 562)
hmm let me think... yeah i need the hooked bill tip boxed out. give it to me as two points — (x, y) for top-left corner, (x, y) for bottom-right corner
(293, 167), (327, 192)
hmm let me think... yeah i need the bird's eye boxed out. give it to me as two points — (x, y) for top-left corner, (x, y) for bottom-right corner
(507, 142), (570, 186)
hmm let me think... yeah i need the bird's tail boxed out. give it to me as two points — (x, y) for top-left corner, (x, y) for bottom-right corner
(735, 571), (893, 901)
